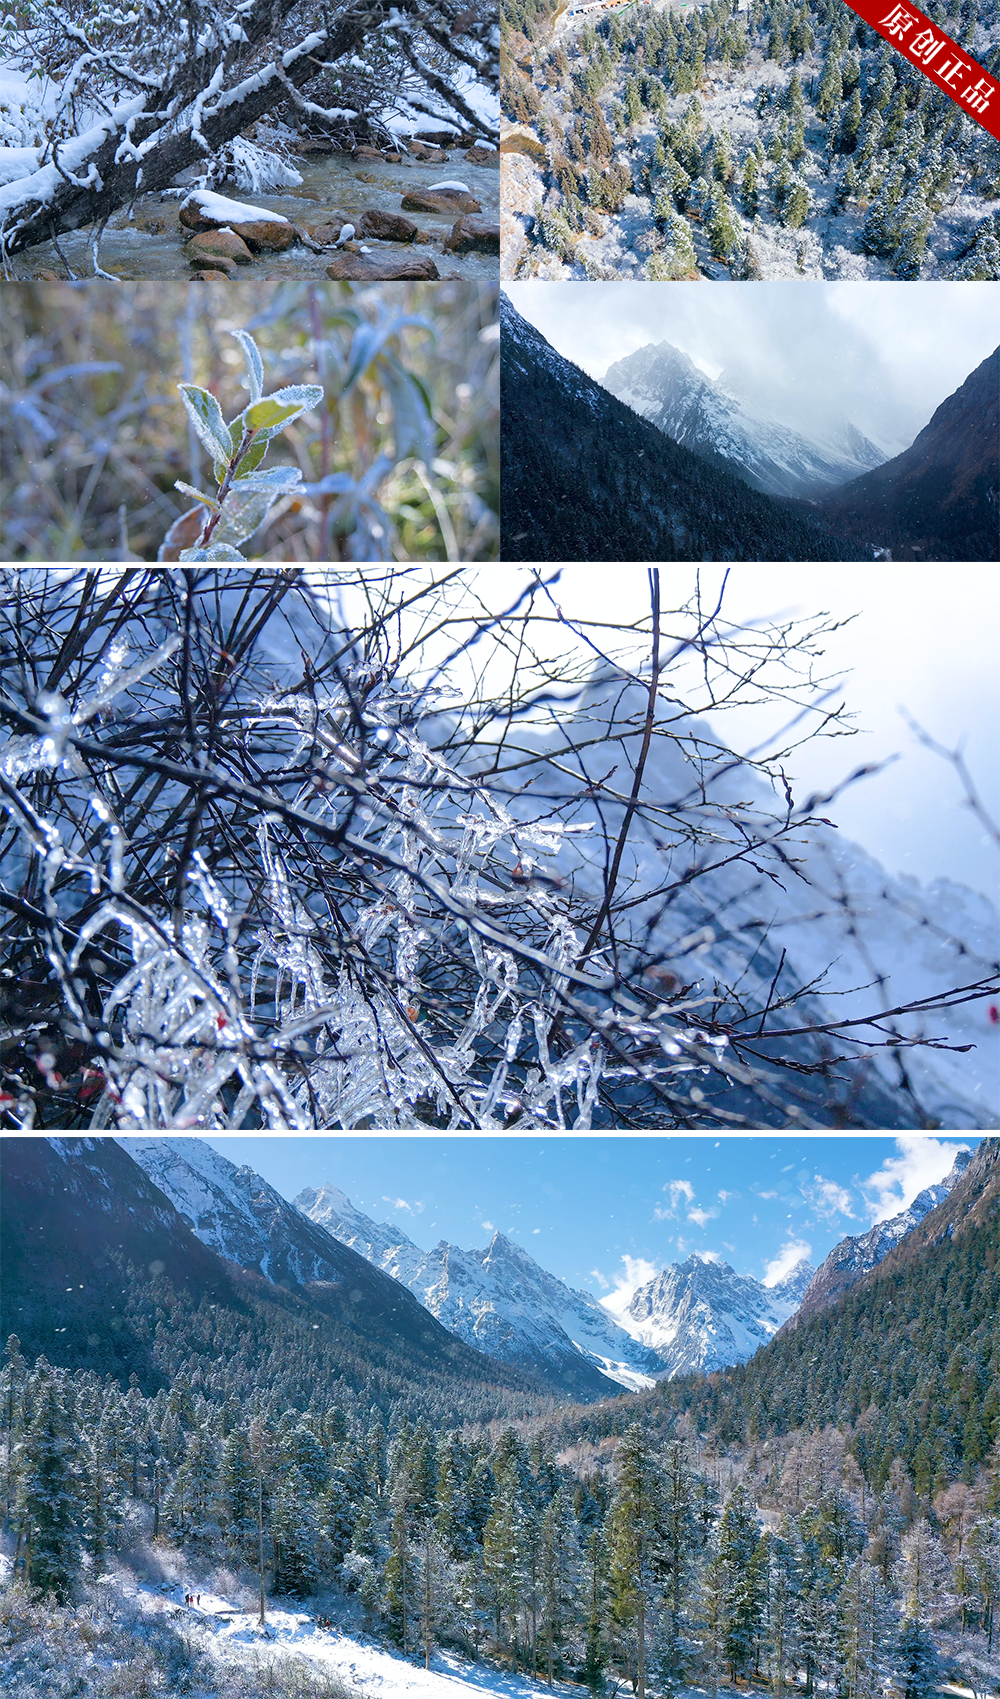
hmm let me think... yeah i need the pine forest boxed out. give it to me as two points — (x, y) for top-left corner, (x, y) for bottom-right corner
(500, 0), (1000, 279)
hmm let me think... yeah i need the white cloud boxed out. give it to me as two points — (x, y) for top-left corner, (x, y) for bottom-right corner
(383, 1196), (423, 1215)
(688, 1206), (719, 1228)
(763, 1238), (812, 1287)
(802, 1175), (855, 1221)
(860, 1137), (968, 1225)
(696, 1249), (722, 1264)
(718, 1190), (739, 1204)
(481, 1219), (495, 1233)
(667, 1179), (695, 1208)
(532, 1227), (541, 1234)
(590, 1268), (610, 1290)
(600, 1255), (660, 1317)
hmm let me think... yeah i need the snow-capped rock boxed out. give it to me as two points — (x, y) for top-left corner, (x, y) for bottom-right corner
(603, 339), (887, 499)
(609, 1252), (815, 1377)
(793, 1147), (974, 1322)
(297, 1182), (661, 1392)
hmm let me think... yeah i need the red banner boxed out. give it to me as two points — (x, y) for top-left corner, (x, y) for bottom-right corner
(841, 0), (999, 140)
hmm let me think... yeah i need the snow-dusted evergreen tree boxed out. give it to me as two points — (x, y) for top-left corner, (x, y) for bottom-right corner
(840, 1556), (899, 1699)
(15, 1375), (86, 1601)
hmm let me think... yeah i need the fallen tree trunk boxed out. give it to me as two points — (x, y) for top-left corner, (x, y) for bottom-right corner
(0, 0), (495, 259)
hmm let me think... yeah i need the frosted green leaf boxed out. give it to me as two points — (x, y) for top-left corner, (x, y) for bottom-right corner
(244, 397), (301, 433)
(232, 466), (303, 494)
(233, 438), (268, 477)
(214, 486), (277, 547)
(233, 329), (264, 403)
(242, 384), (324, 435)
(179, 543), (247, 560)
(177, 383), (232, 467)
(173, 480), (220, 512)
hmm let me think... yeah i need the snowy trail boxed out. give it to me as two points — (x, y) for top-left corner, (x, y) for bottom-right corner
(128, 1577), (587, 1699)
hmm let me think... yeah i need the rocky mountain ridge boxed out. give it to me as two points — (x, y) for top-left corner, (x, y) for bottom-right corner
(792, 1146), (975, 1322)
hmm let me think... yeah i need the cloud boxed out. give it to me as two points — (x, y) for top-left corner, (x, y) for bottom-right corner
(801, 1175), (855, 1221)
(532, 1227), (541, 1234)
(656, 1179), (716, 1226)
(763, 1238), (812, 1287)
(600, 1255), (660, 1317)
(590, 1268), (610, 1290)
(860, 1137), (968, 1225)
(383, 1196), (423, 1215)
(718, 1190), (740, 1204)
(696, 1249), (722, 1264)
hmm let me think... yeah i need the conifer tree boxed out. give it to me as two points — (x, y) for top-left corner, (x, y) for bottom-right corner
(607, 1424), (662, 1699)
(540, 1485), (580, 1683)
(708, 185), (741, 261)
(840, 1557), (899, 1699)
(741, 151), (760, 215)
(718, 1485), (767, 1680)
(384, 1497), (417, 1648)
(222, 1428), (259, 1555)
(16, 1376), (85, 1601)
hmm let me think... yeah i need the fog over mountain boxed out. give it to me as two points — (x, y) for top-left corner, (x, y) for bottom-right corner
(504, 281), (1000, 454)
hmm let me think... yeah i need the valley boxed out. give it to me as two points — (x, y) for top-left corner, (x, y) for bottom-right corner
(1, 1135), (998, 1699)
(500, 293), (1000, 563)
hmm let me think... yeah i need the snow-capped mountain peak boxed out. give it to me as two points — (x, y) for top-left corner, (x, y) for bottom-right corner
(296, 1184), (662, 1395)
(607, 1250), (815, 1378)
(603, 338), (887, 499)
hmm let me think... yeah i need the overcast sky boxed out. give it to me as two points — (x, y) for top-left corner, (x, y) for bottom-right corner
(504, 282), (1000, 450)
(202, 1135), (973, 1301)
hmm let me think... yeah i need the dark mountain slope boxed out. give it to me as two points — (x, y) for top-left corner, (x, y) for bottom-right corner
(123, 1138), (622, 1402)
(500, 295), (866, 562)
(0, 1138), (553, 1422)
(813, 348), (999, 561)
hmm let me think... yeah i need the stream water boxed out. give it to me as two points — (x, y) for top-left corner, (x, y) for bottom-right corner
(15, 152), (499, 282)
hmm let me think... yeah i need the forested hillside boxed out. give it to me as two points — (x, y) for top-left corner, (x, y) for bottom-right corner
(2, 1139), (999, 1699)
(501, 0), (1000, 279)
(560, 1139), (1000, 1498)
(0, 1138), (551, 1426)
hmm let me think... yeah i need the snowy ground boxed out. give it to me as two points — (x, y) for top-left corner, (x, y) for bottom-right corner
(104, 1569), (585, 1699)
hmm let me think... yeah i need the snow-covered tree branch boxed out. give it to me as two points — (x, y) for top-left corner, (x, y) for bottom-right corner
(0, 567), (996, 1130)
(0, 0), (497, 258)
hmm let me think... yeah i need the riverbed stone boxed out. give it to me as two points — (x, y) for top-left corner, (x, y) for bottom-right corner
(326, 252), (440, 280)
(179, 201), (297, 250)
(190, 270), (234, 281)
(410, 141), (450, 162)
(357, 209), (420, 242)
(187, 229), (254, 264)
(443, 214), (500, 254)
(465, 146), (499, 166)
(401, 187), (481, 214)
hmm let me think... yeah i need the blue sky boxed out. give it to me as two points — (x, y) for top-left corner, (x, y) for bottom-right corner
(202, 1135), (974, 1307)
